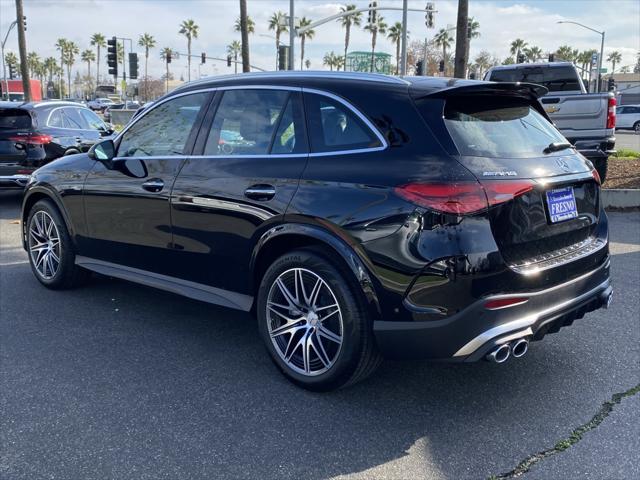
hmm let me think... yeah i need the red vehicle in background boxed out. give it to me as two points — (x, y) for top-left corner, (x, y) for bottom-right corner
(1, 79), (43, 102)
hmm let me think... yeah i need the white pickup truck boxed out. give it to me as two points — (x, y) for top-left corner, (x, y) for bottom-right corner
(484, 62), (616, 181)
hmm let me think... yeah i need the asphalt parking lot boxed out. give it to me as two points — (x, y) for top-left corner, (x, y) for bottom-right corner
(616, 130), (640, 151)
(1, 191), (638, 480)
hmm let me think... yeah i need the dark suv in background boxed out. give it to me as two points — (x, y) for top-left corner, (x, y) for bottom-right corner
(0, 101), (113, 189)
(21, 72), (611, 390)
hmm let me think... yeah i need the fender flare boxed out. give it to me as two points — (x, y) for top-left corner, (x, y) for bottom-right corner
(250, 222), (383, 321)
(21, 184), (77, 250)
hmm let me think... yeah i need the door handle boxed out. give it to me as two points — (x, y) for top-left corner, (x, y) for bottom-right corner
(142, 178), (164, 192)
(244, 184), (276, 201)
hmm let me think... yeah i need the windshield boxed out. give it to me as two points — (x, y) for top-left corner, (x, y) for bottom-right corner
(489, 66), (582, 92)
(442, 97), (567, 158)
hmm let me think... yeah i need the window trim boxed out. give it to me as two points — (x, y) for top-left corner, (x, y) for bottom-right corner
(116, 85), (388, 159)
(46, 106), (98, 131)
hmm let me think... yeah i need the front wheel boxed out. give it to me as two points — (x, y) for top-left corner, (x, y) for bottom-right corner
(257, 248), (381, 391)
(634, 122), (640, 134)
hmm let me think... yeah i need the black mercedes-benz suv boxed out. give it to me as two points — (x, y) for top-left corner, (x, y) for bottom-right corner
(21, 72), (612, 390)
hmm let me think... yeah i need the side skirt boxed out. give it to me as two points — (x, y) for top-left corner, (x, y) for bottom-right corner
(75, 256), (253, 312)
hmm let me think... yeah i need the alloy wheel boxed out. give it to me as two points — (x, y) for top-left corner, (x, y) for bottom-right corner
(29, 211), (61, 280)
(266, 268), (344, 376)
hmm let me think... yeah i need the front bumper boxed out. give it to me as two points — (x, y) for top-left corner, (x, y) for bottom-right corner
(373, 257), (611, 360)
(0, 174), (30, 189)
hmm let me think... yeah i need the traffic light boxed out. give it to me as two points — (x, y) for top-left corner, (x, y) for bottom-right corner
(424, 2), (435, 28)
(22, 16), (27, 31)
(128, 53), (138, 79)
(8, 63), (15, 79)
(517, 53), (526, 63)
(227, 55), (232, 67)
(278, 45), (290, 70)
(107, 36), (118, 77)
(608, 77), (616, 91)
(201, 52), (206, 64)
(469, 71), (476, 80)
(416, 60), (424, 76)
(467, 22), (472, 38)
(439, 60), (445, 72)
(166, 51), (172, 63)
(368, 2), (377, 24)
(548, 53), (555, 62)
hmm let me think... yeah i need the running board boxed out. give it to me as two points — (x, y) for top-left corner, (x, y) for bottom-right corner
(75, 256), (253, 312)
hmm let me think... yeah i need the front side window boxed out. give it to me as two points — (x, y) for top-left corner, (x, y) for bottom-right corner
(204, 89), (304, 156)
(62, 107), (89, 129)
(304, 93), (381, 153)
(118, 92), (208, 157)
(78, 108), (107, 131)
(440, 96), (567, 158)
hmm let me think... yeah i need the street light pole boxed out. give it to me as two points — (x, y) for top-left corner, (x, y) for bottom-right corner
(557, 20), (605, 92)
(289, 0), (295, 70)
(400, 0), (408, 75)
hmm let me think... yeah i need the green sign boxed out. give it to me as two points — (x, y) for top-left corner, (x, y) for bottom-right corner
(599, 67), (608, 73)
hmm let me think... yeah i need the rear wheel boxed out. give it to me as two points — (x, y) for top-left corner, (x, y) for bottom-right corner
(257, 248), (381, 391)
(27, 199), (89, 289)
(634, 121), (640, 134)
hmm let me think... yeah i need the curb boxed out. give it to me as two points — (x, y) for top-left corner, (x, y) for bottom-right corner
(602, 189), (640, 210)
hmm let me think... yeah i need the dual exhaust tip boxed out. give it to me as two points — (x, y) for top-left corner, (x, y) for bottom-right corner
(486, 338), (528, 363)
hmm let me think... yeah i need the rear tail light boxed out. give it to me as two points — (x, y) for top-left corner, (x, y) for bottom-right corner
(606, 96), (616, 129)
(484, 297), (529, 310)
(395, 180), (535, 215)
(591, 168), (601, 185)
(9, 133), (52, 145)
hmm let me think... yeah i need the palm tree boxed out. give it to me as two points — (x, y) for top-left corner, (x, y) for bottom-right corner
(234, 16), (255, 35)
(179, 19), (199, 82)
(160, 47), (173, 93)
(268, 11), (288, 69)
(323, 51), (338, 71)
(364, 15), (387, 72)
(510, 38), (528, 62)
(434, 28), (454, 75)
(227, 41), (241, 74)
(337, 4), (362, 71)
(63, 41), (79, 98)
(138, 33), (156, 100)
(297, 17), (315, 70)
(81, 50), (95, 81)
(473, 50), (492, 78)
(524, 46), (543, 63)
(386, 22), (407, 75)
(43, 57), (57, 85)
(607, 51), (622, 73)
(90, 33), (106, 85)
(4, 52), (18, 78)
(555, 45), (579, 63)
(27, 51), (40, 78)
(116, 41), (125, 76)
(238, 0), (251, 73)
(55, 38), (69, 97)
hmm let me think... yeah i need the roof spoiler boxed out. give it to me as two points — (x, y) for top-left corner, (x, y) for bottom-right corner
(414, 82), (548, 101)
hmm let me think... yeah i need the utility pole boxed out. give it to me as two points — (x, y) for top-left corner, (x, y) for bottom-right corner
(15, 0), (31, 101)
(399, 0), (408, 75)
(453, 0), (468, 79)
(239, 0), (250, 72)
(288, 0), (295, 70)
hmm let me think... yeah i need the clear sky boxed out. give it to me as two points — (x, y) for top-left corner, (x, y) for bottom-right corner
(1, 0), (638, 79)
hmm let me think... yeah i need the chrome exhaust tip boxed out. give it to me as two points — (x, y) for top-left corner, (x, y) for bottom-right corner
(486, 344), (511, 363)
(511, 338), (529, 358)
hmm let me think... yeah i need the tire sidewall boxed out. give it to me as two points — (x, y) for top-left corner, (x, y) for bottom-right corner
(257, 249), (366, 390)
(27, 200), (73, 287)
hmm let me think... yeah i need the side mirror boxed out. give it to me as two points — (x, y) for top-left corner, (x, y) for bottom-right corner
(88, 139), (116, 162)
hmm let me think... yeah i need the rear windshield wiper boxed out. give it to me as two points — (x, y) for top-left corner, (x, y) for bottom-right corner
(543, 142), (573, 154)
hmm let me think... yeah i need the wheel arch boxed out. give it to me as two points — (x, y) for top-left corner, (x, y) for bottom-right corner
(250, 223), (383, 321)
(22, 186), (77, 251)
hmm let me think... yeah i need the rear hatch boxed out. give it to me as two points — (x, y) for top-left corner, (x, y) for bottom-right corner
(0, 106), (33, 165)
(412, 83), (602, 270)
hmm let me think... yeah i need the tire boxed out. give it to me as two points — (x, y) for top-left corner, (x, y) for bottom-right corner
(593, 157), (608, 185)
(634, 122), (640, 134)
(26, 199), (89, 289)
(257, 247), (382, 391)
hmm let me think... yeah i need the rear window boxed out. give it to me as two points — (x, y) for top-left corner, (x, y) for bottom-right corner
(489, 66), (581, 92)
(442, 97), (566, 158)
(0, 109), (31, 129)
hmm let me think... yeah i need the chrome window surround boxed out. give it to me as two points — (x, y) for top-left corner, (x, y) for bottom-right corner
(113, 85), (388, 159)
(45, 106), (103, 132)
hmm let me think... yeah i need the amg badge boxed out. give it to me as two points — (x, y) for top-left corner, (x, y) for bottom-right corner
(482, 171), (518, 177)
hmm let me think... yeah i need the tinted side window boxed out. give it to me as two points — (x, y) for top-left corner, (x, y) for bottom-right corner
(118, 92), (208, 157)
(304, 93), (381, 153)
(0, 109), (31, 129)
(47, 109), (64, 128)
(63, 107), (89, 129)
(78, 108), (106, 130)
(204, 89), (303, 156)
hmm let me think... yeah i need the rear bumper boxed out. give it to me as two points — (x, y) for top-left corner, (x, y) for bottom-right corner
(373, 257), (611, 360)
(572, 136), (616, 159)
(0, 174), (30, 189)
